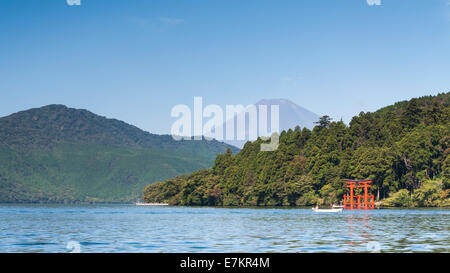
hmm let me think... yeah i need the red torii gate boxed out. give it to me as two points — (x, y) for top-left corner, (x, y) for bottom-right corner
(343, 179), (374, 210)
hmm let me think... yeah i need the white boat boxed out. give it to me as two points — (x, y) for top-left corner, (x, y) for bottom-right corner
(332, 204), (344, 209)
(135, 202), (169, 206)
(312, 207), (343, 213)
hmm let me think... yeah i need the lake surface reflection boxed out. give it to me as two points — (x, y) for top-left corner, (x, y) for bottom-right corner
(0, 204), (448, 252)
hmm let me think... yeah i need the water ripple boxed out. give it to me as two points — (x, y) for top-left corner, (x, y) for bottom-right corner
(0, 204), (448, 252)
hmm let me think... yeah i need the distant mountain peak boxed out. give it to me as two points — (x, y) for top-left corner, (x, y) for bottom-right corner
(219, 98), (320, 148)
(255, 98), (293, 105)
(255, 98), (319, 119)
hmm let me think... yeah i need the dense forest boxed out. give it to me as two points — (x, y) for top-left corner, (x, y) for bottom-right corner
(0, 105), (238, 203)
(143, 93), (450, 207)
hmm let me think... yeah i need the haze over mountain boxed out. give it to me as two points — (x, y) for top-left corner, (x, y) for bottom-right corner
(210, 99), (320, 148)
(255, 98), (319, 130)
(0, 105), (238, 203)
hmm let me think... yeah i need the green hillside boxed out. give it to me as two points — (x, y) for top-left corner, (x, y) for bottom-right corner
(0, 105), (239, 203)
(143, 93), (450, 207)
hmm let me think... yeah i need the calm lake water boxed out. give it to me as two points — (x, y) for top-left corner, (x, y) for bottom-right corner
(0, 204), (448, 253)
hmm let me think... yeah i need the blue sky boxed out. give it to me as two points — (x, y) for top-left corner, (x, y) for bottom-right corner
(1, 0), (449, 134)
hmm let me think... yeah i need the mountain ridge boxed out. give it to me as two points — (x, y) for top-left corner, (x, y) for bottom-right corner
(0, 104), (238, 203)
(0, 104), (239, 154)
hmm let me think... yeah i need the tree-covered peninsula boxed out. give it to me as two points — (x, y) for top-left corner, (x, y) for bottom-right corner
(143, 93), (450, 207)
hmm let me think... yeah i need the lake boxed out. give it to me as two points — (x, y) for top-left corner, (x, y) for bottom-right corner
(0, 204), (448, 253)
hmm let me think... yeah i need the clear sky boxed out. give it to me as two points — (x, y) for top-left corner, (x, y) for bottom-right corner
(1, 0), (449, 134)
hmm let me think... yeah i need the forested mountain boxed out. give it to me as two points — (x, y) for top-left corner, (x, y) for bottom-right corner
(0, 105), (238, 203)
(143, 93), (450, 207)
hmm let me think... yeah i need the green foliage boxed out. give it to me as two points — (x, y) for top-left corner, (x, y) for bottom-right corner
(314, 115), (332, 129)
(412, 179), (450, 207)
(383, 189), (414, 207)
(0, 105), (238, 203)
(384, 179), (449, 207)
(144, 92), (450, 207)
(0, 143), (227, 203)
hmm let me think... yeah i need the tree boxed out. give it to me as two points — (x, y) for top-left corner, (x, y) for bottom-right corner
(314, 115), (332, 129)
(400, 98), (422, 130)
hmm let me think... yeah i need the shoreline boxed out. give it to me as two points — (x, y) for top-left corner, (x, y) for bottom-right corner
(0, 203), (449, 209)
